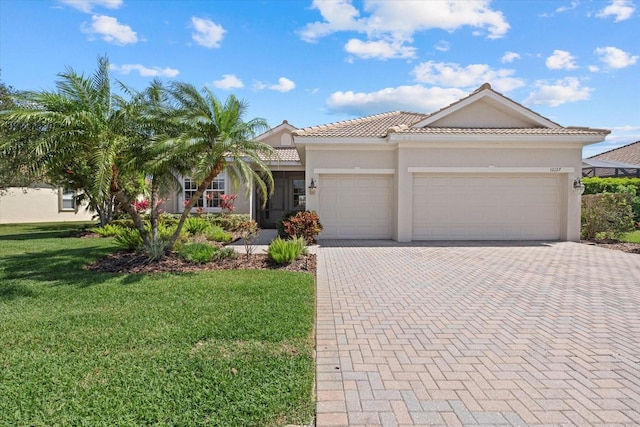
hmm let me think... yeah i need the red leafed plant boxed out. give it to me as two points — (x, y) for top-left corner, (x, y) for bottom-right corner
(133, 199), (151, 213)
(283, 211), (323, 244)
(220, 194), (237, 213)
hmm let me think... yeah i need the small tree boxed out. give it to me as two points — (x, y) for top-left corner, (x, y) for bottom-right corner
(581, 193), (635, 240)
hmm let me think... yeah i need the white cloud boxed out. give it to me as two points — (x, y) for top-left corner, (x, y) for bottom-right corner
(110, 64), (179, 77)
(344, 38), (416, 60)
(59, 0), (122, 13)
(326, 85), (467, 116)
(595, 46), (639, 69)
(412, 61), (525, 93)
(300, 0), (509, 60)
(434, 40), (450, 52)
(556, 1), (580, 13)
(612, 125), (640, 132)
(81, 14), (138, 45)
(269, 77), (296, 93)
(545, 50), (578, 70)
(191, 17), (225, 48)
(524, 77), (592, 107)
(597, 0), (635, 21)
(212, 74), (244, 90)
(588, 65), (600, 72)
(501, 51), (521, 63)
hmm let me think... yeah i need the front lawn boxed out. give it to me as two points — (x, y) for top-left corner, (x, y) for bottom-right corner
(0, 223), (315, 426)
(622, 230), (640, 243)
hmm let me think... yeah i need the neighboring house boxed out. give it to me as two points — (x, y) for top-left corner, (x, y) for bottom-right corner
(0, 185), (94, 224)
(583, 141), (640, 177)
(170, 83), (610, 242)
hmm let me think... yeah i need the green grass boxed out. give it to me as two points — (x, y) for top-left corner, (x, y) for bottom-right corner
(0, 223), (315, 426)
(621, 230), (640, 243)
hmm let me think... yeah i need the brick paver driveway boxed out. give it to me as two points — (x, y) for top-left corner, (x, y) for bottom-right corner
(315, 241), (640, 426)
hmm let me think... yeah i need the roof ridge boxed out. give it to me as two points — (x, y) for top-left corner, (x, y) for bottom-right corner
(298, 110), (402, 132)
(419, 83), (562, 129)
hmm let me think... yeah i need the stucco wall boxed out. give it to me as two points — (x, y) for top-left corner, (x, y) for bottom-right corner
(429, 99), (536, 128)
(305, 140), (585, 242)
(0, 187), (95, 224)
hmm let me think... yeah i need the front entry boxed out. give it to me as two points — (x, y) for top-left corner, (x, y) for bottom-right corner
(257, 171), (306, 228)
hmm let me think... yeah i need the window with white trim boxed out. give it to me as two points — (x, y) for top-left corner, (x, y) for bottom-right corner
(183, 173), (226, 210)
(59, 188), (77, 211)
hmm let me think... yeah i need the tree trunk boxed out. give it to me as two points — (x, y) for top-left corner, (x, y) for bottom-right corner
(149, 177), (160, 246)
(110, 164), (150, 247)
(166, 161), (224, 251)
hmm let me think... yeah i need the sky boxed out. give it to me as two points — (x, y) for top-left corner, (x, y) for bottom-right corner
(1, 0), (638, 158)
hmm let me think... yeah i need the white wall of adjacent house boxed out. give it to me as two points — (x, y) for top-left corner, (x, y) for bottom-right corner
(0, 186), (94, 224)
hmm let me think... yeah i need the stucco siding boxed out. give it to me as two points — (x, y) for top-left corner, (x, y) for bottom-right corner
(0, 187), (94, 224)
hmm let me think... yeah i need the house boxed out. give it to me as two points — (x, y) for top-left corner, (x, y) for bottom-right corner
(168, 83), (610, 242)
(162, 120), (306, 229)
(582, 141), (640, 177)
(0, 185), (94, 224)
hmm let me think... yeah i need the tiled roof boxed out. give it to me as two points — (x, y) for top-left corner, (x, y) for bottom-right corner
(293, 111), (608, 139)
(260, 147), (300, 162)
(293, 111), (429, 138)
(293, 84), (609, 139)
(393, 127), (611, 136)
(588, 141), (640, 164)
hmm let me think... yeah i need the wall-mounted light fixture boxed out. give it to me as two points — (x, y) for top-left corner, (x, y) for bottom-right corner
(308, 178), (317, 195)
(573, 178), (585, 195)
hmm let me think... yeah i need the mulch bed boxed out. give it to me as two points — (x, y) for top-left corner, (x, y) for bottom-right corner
(87, 250), (316, 274)
(582, 240), (640, 254)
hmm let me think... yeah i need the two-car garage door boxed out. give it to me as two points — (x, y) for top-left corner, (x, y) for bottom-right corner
(318, 173), (561, 240)
(412, 174), (561, 240)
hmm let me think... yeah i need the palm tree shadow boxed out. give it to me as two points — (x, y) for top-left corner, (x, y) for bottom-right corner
(0, 245), (144, 299)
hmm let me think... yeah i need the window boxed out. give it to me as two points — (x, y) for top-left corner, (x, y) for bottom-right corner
(183, 174), (226, 211)
(292, 179), (306, 209)
(59, 188), (77, 211)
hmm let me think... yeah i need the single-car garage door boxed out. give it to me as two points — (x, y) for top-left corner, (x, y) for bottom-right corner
(320, 175), (392, 239)
(413, 174), (561, 240)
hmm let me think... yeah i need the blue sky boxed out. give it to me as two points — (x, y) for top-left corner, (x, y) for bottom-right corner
(1, 0), (638, 157)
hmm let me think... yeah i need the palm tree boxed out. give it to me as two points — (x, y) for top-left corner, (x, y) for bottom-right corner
(0, 56), (132, 227)
(161, 82), (276, 250)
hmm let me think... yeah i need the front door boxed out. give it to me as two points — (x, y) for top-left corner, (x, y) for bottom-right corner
(257, 172), (305, 228)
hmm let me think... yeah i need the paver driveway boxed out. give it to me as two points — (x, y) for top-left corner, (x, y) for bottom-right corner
(315, 241), (640, 426)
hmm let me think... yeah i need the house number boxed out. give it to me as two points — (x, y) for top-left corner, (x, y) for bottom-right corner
(549, 167), (561, 172)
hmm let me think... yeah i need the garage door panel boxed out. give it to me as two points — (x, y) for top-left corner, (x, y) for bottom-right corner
(320, 175), (392, 239)
(413, 174), (560, 240)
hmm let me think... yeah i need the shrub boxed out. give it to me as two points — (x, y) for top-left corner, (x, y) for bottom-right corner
(282, 211), (323, 244)
(110, 218), (135, 229)
(581, 193), (635, 240)
(268, 236), (306, 264)
(277, 211), (298, 239)
(184, 216), (211, 235)
(204, 225), (233, 243)
(583, 177), (640, 222)
(213, 246), (237, 260)
(182, 216), (211, 236)
(91, 223), (126, 237)
(114, 228), (143, 250)
(178, 242), (217, 264)
(207, 213), (250, 232)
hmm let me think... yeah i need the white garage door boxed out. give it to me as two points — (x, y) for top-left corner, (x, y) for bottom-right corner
(320, 175), (392, 239)
(413, 174), (561, 240)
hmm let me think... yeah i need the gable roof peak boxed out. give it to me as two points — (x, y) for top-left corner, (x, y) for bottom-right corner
(475, 82), (492, 92)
